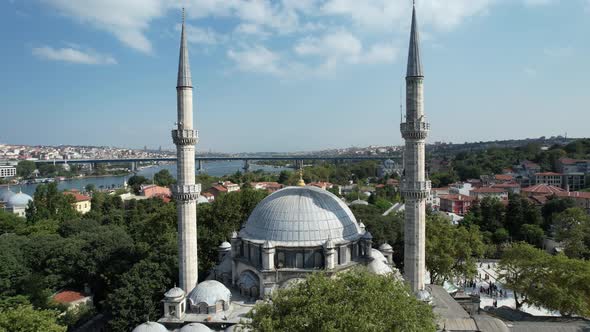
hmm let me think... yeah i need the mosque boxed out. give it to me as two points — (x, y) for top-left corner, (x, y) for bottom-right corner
(0, 187), (33, 218)
(131, 3), (420, 332)
(128, 2), (590, 331)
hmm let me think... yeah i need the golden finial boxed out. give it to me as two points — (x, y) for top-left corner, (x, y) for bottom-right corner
(296, 167), (305, 187)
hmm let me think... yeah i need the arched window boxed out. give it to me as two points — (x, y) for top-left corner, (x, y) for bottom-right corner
(295, 253), (304, 268)
(313, 251), (323, 268)
(277, 251), (285, 268)
(198, 302), (208, 314)
(215, 300), (225, 312)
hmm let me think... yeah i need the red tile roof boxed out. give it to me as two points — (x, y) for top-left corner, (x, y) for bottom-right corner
(559, 158), (590, 165)
(535, 172), (562, 176)
(492, 182), (520, 189)
(494, 174), (513, 181)
(52, 291), (87, 304)
(440, 194), (474, 202)
(471, 187), (507, 193)
(64, 191), (91, 202)
(521, 184), (565, 195)
(211, 185), (227, 192)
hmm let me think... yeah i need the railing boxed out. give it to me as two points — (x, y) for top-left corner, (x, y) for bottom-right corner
(400, 180), (431, 193)
(400, 121), (430, 132)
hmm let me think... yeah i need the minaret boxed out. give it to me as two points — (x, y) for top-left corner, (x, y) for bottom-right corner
(172, 9), (200, 294)
(401, 2), (430, 293)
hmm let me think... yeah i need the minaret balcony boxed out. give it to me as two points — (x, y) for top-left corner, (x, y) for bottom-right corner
(400, 122), (430, 140)
(173, 184), (201, 201)
(400, 180), (431, 199)
(172, 129), (198, 146)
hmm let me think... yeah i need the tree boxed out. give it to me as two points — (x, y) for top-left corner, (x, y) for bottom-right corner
(0, 305), (66, 332)
(16, 161), (36, 178)
(498, 242), (548, 309)
(127, 175), (149, 194)
(553, 208), (590, 259)
(106, 260), (172, 332)
(278, 170), (291, 184)
(153, 169), (176, 187)
(84, 184), (96, 193)
(246, 269), (436, 332)
(26, 183), (77, 222)
(426, 214), (484, 285)
(520, 224), (544, 247)
(498, 242), (590, 316)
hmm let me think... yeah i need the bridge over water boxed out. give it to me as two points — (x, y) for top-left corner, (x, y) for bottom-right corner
(35, 155), (402, 172)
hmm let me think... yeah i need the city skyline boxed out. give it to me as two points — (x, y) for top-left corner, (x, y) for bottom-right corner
(1, 1), (589, 152)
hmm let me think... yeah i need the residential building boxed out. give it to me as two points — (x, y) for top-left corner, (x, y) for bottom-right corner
(0, 165), (16, 178)
(470, 187), (508, 201)
(251, 182), (284, 193)
(439, 194), (474, 215)
(562, 173), (586, 191)
(208, 181), (240, 198)
(65, 191), (92, 214)
(554, 191), (590, 213)
(141, 184), (172, 200)
(534, 172), (563, 187)
(556, 158), (590, 174)
(449, 183), (473, 196)
(491, 182), (521, 194)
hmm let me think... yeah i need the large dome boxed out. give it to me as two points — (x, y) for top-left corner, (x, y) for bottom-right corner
(240, 186), (363, 246)
(7, 192), (32, 208)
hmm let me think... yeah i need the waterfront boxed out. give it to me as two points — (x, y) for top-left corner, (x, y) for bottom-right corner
(0, 161), (288, 196)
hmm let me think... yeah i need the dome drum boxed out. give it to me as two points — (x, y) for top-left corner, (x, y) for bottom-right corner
(187, 280), (231, 315)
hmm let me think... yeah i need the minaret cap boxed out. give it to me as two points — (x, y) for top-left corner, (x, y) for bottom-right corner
(296, 168), (305, 187)
(406, 1), (423, 77)
(177, 8), (192, 88)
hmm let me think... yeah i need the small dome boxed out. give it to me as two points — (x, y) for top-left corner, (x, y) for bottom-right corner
(0, 189), (15, 203)
(164, 286), (185, 299)
(225, 325), (248, 332)
(188, 280), (231, 307)
(379, 243), (393, 252)
(132, 321), (168, 332)
(350, 199), (369, 206)
(240, 186), (362, 247)
(417, 289), (433, 303)
(7, 192), (32, 208)
(219, 241), (231, 250)
(362, 231), (373, 240)
(368, 249), (393, 275)
(180, 323), (212, 332)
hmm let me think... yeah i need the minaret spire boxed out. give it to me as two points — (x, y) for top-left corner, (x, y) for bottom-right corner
(407, 1), (423, 78)
(177, 7), (192, 89)
(172, 8), (200, 295)
(400, 1), (430, 294)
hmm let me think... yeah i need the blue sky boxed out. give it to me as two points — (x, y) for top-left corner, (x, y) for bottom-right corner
(1, 0), (589, 153)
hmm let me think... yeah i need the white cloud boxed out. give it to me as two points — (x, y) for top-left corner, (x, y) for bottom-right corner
(227, 45), (282, 75)
(295, 30), (398, 70)
(42, 0), (167, 53)
(321, 0), (495, 32)
(177, 24), (225, 45)
(234, 23), (271, 38)
(32, 45), (117, 64)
